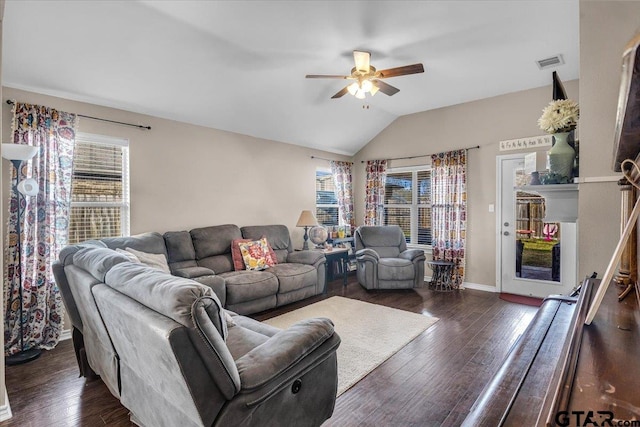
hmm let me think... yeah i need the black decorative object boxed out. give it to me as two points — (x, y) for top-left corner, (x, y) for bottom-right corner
(552, 71), (567, 100)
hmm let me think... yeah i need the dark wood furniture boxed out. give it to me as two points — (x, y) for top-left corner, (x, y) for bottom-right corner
(462, 278), (640, 426)
(322, 248), (349, 287)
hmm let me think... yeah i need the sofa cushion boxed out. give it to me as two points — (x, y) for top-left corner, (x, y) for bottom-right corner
(219, 271), (279, 305)
(198, 254), (235, 275)
(268, 263), (317, 293)
(73, 247), (130, 282)
(173, 266), (215, 279)
(164, 231), (197, 265)
(191, 224), (242, 259)
(378, 258), (415, 281)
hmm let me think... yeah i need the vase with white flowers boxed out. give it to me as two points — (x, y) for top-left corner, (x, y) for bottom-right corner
(537, 99), (580, 182)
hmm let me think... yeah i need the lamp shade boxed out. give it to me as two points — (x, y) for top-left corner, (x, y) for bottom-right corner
(2, 143), (38, 161)
(296, 210), (318, 227)
(17, 178), (39, 196)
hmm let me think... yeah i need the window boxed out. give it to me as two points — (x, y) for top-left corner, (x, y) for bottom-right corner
(383, 167), (431, 246)
(67, 133), (130, 244)
(315, 169), (339, 226)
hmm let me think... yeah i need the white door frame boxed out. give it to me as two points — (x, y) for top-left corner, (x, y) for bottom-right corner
(496, 154), (578, 297)
(496, 153), (524, 293)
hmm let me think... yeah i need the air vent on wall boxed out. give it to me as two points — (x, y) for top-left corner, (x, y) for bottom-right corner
(536, 54), (565, 70)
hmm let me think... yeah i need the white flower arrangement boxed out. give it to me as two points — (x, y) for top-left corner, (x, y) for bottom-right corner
(537, 99), (580, 134)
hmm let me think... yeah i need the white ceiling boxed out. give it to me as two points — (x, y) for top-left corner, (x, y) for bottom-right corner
(2, 1), (579, 156)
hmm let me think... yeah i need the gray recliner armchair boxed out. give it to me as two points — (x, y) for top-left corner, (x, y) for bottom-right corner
(354, 225), (426, 290)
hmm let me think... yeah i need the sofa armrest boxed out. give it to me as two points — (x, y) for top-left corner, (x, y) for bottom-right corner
(235, 318), (337, 391)
(287, 250), (325, 266)
(173, 266), (215, 279)
(356, 248), (379, 262)
(399, 249), (426, 262)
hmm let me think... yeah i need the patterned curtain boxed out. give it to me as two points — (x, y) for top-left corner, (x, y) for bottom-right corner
(431, 149), (467, 288)
(4, 102), (77, 355)
(364, 160), (387, 226)
(329, 161), (355, 234)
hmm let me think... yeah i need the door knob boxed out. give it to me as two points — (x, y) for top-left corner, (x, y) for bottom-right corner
(503, 231), (510, 236)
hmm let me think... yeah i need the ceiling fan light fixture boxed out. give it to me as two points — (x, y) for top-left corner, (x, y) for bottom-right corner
(360, 79), (373, 92)
(355, 89), (366, 99)
(370, 85), (379, 96)
(347, 82), (359, 96)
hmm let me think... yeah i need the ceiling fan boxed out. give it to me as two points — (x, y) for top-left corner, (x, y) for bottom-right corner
(306, 50), (424, 99)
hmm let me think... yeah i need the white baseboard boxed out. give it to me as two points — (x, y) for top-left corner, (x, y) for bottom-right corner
(0, 390), (13, 422)
(59, 329), (72, 341)
(463, 282), (498, 293)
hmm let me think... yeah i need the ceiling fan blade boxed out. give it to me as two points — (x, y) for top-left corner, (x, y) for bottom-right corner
(372, 80), (400, 96)
(306, 74), (350, 79)
(353, 50), (371, 73)
(331, 86), (350, 99)
(376, 63), (424, 79)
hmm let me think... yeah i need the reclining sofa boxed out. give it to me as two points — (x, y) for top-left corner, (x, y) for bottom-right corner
(52, 224), (339, 426)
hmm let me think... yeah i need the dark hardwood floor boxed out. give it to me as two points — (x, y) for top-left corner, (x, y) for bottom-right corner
(3, 276), (537, 426)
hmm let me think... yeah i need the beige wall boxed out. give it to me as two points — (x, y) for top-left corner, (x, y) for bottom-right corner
(577, 1), (640, 279)
(2, 87), (350, 239)
(352, 81), (579, 288)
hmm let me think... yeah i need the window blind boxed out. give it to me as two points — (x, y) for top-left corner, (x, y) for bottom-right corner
(316, 169), (339, 226)
(383, 168), (432, 246)
(68, 134), (130, 244)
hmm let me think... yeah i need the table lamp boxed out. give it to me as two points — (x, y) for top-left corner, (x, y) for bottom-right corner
(296, 210), (318, 250)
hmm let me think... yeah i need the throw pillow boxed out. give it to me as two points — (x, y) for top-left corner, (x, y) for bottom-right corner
(238, 237), (277, 271)
(231, 238), (251, 271)
(232, 236), (278, 270)
(264, 239), (279, 266)
(116, 248), (141, 264)
(124, 247), (171, 274)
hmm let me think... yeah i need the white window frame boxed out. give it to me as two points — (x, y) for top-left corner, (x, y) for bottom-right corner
(383, 165), (432, 250)
(315, 167), (340, 227)
(71, 132), (130, 239)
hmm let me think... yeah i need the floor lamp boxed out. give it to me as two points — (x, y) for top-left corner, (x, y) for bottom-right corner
(2, 143), (41, 365)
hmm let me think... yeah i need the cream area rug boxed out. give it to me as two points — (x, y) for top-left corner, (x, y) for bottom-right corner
(264, 296), (439, 396)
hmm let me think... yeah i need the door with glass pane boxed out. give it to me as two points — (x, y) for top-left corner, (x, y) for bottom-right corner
(498, 155), (576, 298)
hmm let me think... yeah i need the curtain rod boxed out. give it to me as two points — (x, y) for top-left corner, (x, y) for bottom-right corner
(360, 145), (480, 163)
(310, 155), (352, 164)
(6, 99), (151, 130)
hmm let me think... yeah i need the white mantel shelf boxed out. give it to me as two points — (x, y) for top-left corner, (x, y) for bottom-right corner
(517, 184), (579, 222)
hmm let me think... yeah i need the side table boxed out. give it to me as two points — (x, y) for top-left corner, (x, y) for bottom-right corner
(313, 247), (349, 291)
(427, 260), (456, 291)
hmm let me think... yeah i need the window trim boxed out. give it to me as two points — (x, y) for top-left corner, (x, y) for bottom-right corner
(71, 132), (131, 240)
(384, 164), (432, 250)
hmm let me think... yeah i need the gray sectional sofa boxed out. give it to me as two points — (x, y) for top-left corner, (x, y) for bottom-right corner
(164, 224), (326, 314)
(52, 224), (338, 427)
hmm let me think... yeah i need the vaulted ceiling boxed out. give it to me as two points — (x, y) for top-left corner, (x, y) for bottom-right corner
(2, 1), (579, 155)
